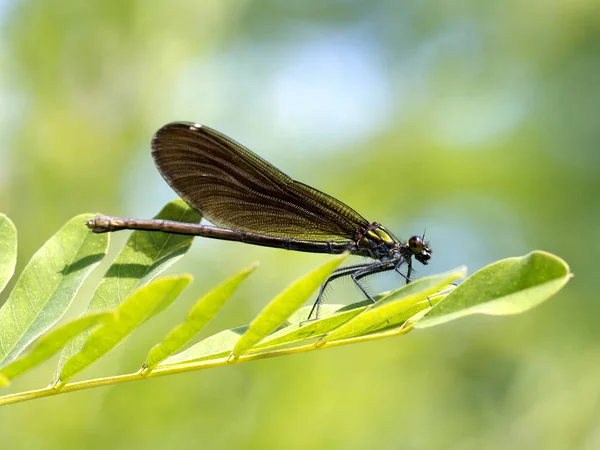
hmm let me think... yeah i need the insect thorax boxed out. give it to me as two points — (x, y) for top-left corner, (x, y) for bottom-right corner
(354, 222), (400, 260)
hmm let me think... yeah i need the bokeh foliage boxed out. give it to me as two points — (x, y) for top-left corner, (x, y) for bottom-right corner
(0, 1), (596, 449)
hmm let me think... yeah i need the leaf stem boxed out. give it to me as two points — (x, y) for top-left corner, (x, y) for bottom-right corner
(0, 321), (414, 407)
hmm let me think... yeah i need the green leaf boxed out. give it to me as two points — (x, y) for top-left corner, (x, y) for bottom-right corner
(56, 274), (192, 385)
(143, 263), (257, 372)
(415, 251), (571, 328)
(231, 254), (348, 358)
(158, 304), (354, 367)
(0, 214), (17, 294)
(162, 257), (350, 366)
(0, 214), (109, 367)
(56, 199), (200, 375)
(316, 267), (467, 346)
(253, 303), (365, 350)
(158, 283), (458, 367)
(0, 312), (113, 385)
(255, 285), (456, 351)
(160, 326), (248, 367)
(55, 274), (192, 387)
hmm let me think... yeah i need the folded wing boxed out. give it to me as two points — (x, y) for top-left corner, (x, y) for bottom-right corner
(151, 122), (369, 243)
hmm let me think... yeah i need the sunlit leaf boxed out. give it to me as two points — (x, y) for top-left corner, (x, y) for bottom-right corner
(158, 304), (353, 367)
(254, 285), (457, 351)
(0, 214), (109, 367)
(143, 263), (257, 372)
(56, 275), (192, 386)
(415, 251), (571, 328)
(0, 312), (113, 385)
(0, 214), (17, 294)
(56, 199), (200, 375)
(160, 326), (248, 367)
(253, 303), (366, 350)
(231, 254), (348, 358)
(160, 281), (456, 366)
(316, 267), (467, 346)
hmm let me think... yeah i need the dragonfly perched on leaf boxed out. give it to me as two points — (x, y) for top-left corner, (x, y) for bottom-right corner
(87, 122), (432, 318)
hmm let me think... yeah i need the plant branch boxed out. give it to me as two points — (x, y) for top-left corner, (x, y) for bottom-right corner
(0, 322), (413, 407)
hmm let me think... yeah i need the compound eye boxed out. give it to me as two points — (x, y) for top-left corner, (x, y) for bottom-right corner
(408, 235), (424, 254)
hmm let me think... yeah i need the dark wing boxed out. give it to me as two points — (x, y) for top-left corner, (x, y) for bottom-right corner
(151, 122), (369, 242)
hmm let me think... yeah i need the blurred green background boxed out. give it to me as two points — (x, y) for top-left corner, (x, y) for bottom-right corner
(0, 1), (597, 449)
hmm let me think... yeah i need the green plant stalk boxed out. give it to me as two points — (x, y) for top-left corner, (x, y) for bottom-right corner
(0, 318), (415, 408)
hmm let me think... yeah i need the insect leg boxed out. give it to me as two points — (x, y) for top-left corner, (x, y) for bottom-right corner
(351, 262), (396, 302)
(307, 262), (375, 320)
